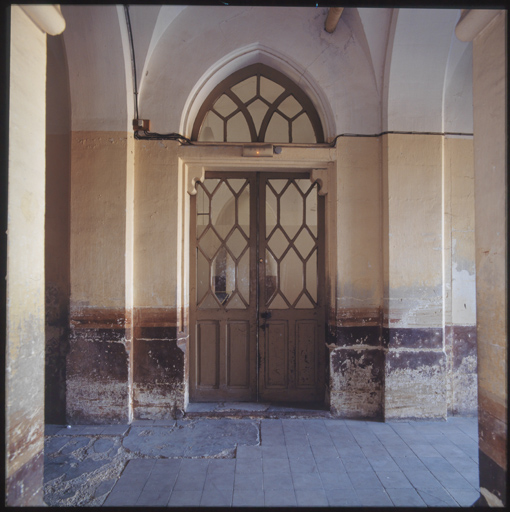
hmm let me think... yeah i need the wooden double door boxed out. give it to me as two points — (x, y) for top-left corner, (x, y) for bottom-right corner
(190, 171), (325, 403)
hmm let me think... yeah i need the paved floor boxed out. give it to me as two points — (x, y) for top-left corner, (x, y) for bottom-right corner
(44, 410), (480, 507)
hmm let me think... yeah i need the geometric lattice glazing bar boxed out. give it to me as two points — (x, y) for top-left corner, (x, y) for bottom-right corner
(196, 178), (250, 309)
(265, 179), (318, 309)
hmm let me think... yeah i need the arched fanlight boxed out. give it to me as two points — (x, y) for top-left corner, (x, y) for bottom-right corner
(192, 63), (324, 143)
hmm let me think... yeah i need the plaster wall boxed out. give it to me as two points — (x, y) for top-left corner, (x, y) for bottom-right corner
(472, 11), (507, 506)
(443, 137), (477, 416)
(132, 141), (184, 419)
(328, 137), (384, 418)
(45, 33), (71, 424)
(383, 133), (446, 420)
(67, 131), (131, 424)
(6, 6), (47, 505)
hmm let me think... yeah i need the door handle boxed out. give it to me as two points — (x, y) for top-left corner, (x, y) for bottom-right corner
(260, 311), (272, 320)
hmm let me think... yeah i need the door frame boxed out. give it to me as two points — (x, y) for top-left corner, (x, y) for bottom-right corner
(177, 145), (337, 410)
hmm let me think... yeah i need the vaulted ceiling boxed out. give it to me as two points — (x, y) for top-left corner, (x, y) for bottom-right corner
(58, 6), (473, 139)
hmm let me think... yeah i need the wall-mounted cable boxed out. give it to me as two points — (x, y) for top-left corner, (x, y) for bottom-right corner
(124, 5), (192, 144)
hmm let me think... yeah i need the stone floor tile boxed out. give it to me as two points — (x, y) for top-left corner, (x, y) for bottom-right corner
(261, 444), (288, 459)
(347, 469), (384, 489)
(417, 487), (460, 507)
(167, 490), (202, 506)
(341, 454), (373, 472)
(200, 487), (233, 506)
(289, 456), (318, 474)
(94, 479), (116, 499)
(236, 444), (262, 459)
(232, 489), (265, 507)
(326, 488), (362, 506)
(401, 469), (443, 490)
(355, 487), (393, 507)
(45, 424), (66, 435)
(130, 419), (155, 426)
(235, 458), (263, 473)
(136, 485), (174, 507)
(386, 487), (427, 506)
(262, 457), (290, 473)
(204, 471), (235, 490)
(60, 436), (91, 455)
(173, 471), (207, 491)
(409, 443), (443, 458)
(382, 441), (416, 458)
(55, 425), (87, 436)
(179, 458), (209, 473)
(103, 488), (144, 507)
(428, 468), (474, 490)
(319, 470), (355, 490)
(447, 488), (481, 506)
(45, 435), (71, 455)
(263, 471), (294, 490)
(335, 444), (366, 458)
(78, 425), (105, 435)
(123, 458), (157, 475)
(291, 470), (323, 490)
(307, 434), (333, 447)
(392, 454), (427, 472)
(376, 469), (413, 489)
(264, 489), (297, 506)
(295, 488), (328, 506)
(234, 471), (264, 490)
(314, 456), (345, 473)
(367, 455), (401, 472)
(310, 444), (339, 460)
(286, 444), (314, 459)
(100, 424), (129, 436)
(152, 419), (176, 426)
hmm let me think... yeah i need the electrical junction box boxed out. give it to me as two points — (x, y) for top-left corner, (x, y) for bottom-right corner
(133, 119), (151, 131)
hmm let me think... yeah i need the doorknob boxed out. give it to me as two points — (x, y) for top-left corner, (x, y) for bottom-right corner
(260, 311), (272, 319)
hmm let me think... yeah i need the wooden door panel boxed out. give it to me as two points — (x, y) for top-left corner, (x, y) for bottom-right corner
(296, 320), (317, 389)
(226, 321), (251, 388)
(190, 173), (257, 401)
(196, 321), (220, 389)
(258, 174), (325, 403)
(264, 321), (288, 388)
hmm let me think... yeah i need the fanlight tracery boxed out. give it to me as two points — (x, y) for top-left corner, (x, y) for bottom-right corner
(192, 63), (324, 143)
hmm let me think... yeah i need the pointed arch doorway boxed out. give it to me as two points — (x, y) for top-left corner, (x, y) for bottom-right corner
(189, 170), (326, 403)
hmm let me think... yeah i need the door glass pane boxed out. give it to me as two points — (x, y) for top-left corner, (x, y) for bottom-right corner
(211, 181), (234, 239)
(267, 228), (287, 259)
(198, 111), (223, 142)
(231, 76), (257, 102)
(238, 251), (250, 303)
(279, 182), (302, 239)
(279, 248), (303, 306)
(265, 249), (277, 303)
(296, 294), (314, 309)
(247, 99), (268, 134)
(199, 228), (222, 260)
(197, 177), (251, 311)
(268, 292), (288, 309)
(226, 228), (248, 259)
(196, 186), (209, 238)
(265, 112), (289, 143)
(292, 113), (316, 143)
(238, 184), (250, 236)
(214, 94), (237, 116)
(306, 186), (318, 236)
(197, 249), (209, 304)
(227, 112), (251, 142)
(295, 228), (315, 259)
(260, 76), (285, 103)
(306, 249), (317, 303)
(278, 95), (302, 118)
(265, 187), (277, 235)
